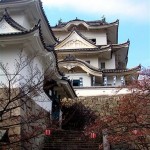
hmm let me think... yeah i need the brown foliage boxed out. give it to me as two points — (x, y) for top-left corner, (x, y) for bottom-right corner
(85, 68), (150, 149)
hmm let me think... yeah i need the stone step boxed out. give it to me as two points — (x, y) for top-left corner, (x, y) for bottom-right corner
(42, 130), (100, 150)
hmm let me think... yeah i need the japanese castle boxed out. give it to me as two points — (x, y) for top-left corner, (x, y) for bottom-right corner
(52, 18), (140, 96)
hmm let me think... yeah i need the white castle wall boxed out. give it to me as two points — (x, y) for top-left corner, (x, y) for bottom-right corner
(66, 73), (91, 87)
(12, 13), (31, 29)
(54, 30), (107, 45)
(104, 54), (116, 69)
(76, 54), (116, 70)
(75, 87), (131, 97)
(81, 30), (107, 45)
(0, 45), (52, 111)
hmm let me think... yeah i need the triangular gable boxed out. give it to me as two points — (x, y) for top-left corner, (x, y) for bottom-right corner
(0, 18), (22, 34)
(55, 30), (97, 50)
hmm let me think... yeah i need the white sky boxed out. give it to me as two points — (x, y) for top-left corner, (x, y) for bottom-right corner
(42, 0), (149, 22)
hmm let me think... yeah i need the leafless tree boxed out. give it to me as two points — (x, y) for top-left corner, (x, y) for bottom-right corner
(0, 51), (53, 149)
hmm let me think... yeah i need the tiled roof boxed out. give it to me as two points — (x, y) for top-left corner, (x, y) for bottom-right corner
(0, 0), (58, 42)
(55, 47), (111, 53)
(59, 57), (141, 74)
(56, 48), (101, 52)
(0, 0), (75, 96)
(54, 18), (108, 28)
(0, 21), (63, 78)
(38, 0), (58, 42)
(55, 41), (129, 53)
(103, 65), (141, 73)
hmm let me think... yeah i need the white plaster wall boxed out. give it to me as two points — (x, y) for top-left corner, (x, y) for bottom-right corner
(33, 92), (52, 112)
(2, 10), (34, 28)
(78, 56), (99, 68)
(99, 54), (116, 69)
(0, 19), (21, 34)
(75, 87), (131, 97)
(81, 30), (107, 45)
(66, 73), (91, 87)
(0, 46), (52, 111)
(76, 54), (115, 70)
(57, 31), (96, 49)
(18, 50), (52, 111)
(106, 54), (116, 69)
(0, 47), (42, 86)
(54, 32), (68, 41)
(0, 46), (21, 70)
(11, 13), (32, 29)
(82, 57), (98, 68)
(54, 30), (107, 45)
(85, 57), (98, 68)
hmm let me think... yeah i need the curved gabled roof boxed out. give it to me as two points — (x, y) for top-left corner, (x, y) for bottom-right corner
(0, 21), (76, 97)
(59, 57), (103, 76)
(59, 55), (141, 77)
(0, 0), (58, 44)
(112, 40), (130, 51)
(55, 18), (107, 28)
(56, 41), (129, 63)
(0, 21), (61, 75)
(0, 9), (27, 32)
(53, 19), (119, 44)
(53, 18), (118, 29)
(0, 21), (39, 36)
(59, 77), (77, 98)
(56, 46), (111, 52)
(0, 0), (77, 99)
(55, 29), (97, 50)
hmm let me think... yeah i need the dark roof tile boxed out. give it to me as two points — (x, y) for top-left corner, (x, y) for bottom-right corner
(53, 18), (108, 28)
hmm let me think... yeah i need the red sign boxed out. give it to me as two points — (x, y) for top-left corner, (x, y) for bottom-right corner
(132, 129), (138, 135)
(90, 132), (96, 139)
(45, 129), (51, 136)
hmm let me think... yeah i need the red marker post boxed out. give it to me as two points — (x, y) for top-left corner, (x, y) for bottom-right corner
(45, 129), (51, 136)
(90, 132), (96, 139)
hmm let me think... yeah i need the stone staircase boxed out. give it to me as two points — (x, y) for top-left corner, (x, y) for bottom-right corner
(42, 130), (100, 150)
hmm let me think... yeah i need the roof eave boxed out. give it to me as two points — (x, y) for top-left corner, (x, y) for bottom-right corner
(57, 79), (77, 98)
(0, 0), (58, 45)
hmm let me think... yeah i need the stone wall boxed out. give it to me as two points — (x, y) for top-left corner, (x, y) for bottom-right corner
(61, 95), (150, 150)
(0, 88), (50, 150)
(62, 95), (120, 117)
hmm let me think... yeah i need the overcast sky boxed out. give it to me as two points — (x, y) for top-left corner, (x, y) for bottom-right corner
(42, 0), (150, 68)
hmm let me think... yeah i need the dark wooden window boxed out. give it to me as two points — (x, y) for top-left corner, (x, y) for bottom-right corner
(101, 62), (105, 69)
(73, 80), (80, 86)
